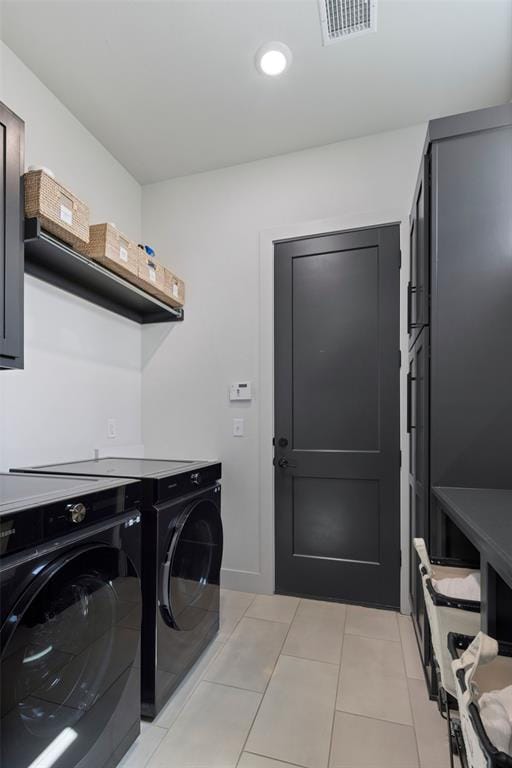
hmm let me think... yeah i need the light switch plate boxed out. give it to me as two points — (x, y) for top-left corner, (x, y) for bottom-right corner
(233, 418), (244, 437)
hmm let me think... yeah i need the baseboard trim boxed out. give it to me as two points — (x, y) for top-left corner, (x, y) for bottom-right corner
(220, 567), (272, 595)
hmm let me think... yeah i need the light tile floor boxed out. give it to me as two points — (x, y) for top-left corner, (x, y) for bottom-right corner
(119, 590), (451, 768)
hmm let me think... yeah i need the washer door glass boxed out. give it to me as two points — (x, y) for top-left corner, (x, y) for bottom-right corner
(0, 545), (141, 768)
(161, 499), (223, 631)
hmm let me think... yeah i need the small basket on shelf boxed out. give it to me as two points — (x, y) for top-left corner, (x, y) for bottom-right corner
(82, 223), (139, 282)
(164, 268), (185, 309)
(134, 247), (185, 309)
(24, 168), (89, 249)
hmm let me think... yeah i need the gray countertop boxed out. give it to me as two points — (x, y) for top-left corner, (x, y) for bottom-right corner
(1, 472), (139, 515)
(432, 486), (512, 589)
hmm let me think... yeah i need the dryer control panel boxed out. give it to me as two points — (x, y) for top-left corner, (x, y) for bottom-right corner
(155, 463), (222, 504)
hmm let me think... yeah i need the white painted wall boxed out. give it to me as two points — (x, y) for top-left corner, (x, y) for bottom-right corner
(141, 125), (427, 602)
(0, 38), (427, 606)
(0, 43), (143, 470)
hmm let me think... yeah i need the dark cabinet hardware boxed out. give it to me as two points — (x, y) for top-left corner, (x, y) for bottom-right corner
(406, 372), (416, 433)
(407, 282), (413, 334)
(407, 283), (423, 334)
(278, 437), (289, 447)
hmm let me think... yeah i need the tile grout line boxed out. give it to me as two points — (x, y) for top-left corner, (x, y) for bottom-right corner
(219, 591), (258, 639)
(326, 602), (349, 768)
(200, 678), (267, 696)
(234, 596), (302, 767)
(398, 613), (426, 681)
(149, 639), (226, 731)
(238, 615), (297, 625)
(335, 612), (416, 730)
(344, 631), (401, 643)
(332, 709), (420, 728)
(279, 651), (340, 667)
(329, 612), (351, 768)
(143, 595), (256, 767)
(334, 704), (416, 729)
(243, 749), (309, 768)
(398, 615), (423, 768)
(121, 721), (169, 768)
(217, 592), (258, 643)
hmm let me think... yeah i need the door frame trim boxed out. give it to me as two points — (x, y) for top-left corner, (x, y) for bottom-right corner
(253, 209), (411, 614)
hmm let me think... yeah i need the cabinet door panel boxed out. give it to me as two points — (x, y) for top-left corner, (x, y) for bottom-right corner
(408, 329), (433, 691)
(408, 155), (430, 343)
(408, 329), (429, 490)
(0, 102), (24, 369)
(431, 126), (512, 488)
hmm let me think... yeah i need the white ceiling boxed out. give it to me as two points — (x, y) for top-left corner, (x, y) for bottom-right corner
(1, 0), (511, 184)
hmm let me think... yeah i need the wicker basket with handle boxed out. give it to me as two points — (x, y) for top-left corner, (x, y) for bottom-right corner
(24, 168), (89, 248)
(163, 267), (185, 308)
(134, 250), (169, 303)
(82, 223), (138, 282)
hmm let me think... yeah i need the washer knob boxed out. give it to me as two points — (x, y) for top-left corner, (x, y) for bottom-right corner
(67, 502), (86, 523)
(190, 472), (202, 486)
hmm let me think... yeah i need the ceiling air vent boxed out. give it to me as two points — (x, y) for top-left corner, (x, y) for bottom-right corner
(318, 0), (377, 45)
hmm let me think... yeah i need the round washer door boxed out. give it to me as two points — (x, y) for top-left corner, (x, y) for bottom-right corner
(0, 544), (141, 768)
(161, 497), (223, 631)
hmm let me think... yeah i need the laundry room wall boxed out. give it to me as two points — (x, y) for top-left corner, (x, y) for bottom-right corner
(0, 43), (143, 471)
(141, 123), (426, 596)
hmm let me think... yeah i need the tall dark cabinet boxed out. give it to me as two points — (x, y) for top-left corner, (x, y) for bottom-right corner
(408, 103), (512, 693)
(0, 102), (24, 370)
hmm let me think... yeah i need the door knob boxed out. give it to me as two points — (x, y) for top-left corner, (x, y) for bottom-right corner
(277, 457), (296, 469)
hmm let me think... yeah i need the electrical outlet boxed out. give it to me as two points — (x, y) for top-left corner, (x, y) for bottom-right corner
(107, 419), (117, 439)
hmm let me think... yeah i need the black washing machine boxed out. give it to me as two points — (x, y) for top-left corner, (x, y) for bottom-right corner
(0, 472), (142, 768)
(15, 458), (223, 719)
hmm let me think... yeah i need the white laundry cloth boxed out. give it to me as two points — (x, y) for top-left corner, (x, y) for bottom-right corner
(479, 685), (512, 755)
(432, 571), (481, 602)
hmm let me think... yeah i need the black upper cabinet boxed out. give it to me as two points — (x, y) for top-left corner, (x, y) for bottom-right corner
(430, 118), (512, 490)
(407, 102), (512, 693)
(0, 102), (24, 370)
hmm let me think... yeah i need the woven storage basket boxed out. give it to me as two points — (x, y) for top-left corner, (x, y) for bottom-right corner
(414, 538), (481, 698)
(24, 169), (89, 248)
(134, 251), (169, 303)
(82, 223), (138, 282)
(451, 632), (512, 768)
(163, 267), (185, 308)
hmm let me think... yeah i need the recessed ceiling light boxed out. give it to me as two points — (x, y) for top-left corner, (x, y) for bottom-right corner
(255, 42), (292, 77)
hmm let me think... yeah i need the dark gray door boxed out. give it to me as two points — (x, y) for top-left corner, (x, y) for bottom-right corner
(274, 225), (401, 608)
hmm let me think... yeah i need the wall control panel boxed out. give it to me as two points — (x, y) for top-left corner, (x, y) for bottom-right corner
(229, 381), (252, 401)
